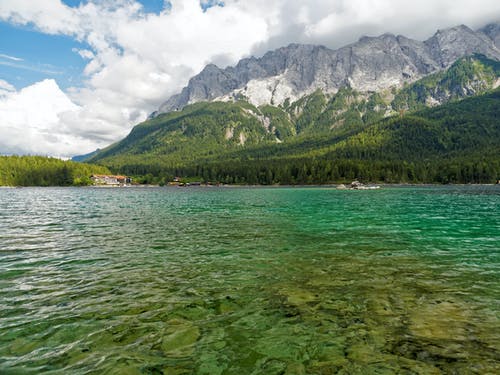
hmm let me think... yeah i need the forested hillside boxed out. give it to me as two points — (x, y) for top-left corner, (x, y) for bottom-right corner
(0, 156), (110, 186)
(86, 87), (500, 185)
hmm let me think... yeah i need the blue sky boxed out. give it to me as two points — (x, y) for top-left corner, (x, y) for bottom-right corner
(0, 1), (166, 90)
(0, 21), (86, 89)
(62, 0), (166, 13)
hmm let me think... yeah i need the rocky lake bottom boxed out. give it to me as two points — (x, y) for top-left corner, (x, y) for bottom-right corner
(0, 186), (499, 374)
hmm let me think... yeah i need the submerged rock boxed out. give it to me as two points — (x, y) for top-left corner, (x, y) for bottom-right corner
(285, 362), (306, 375)
(161, 321), (200, 358)
(409, 301), (469, 341)
(284, 288), (318, 307)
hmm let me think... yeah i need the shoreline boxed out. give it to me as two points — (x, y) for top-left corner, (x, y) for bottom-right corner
(2, 183), (499, 188)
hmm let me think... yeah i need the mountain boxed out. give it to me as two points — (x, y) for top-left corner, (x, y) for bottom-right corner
(89, 87), (500, 184)
(88, 54), (499, 165)
(86, 63), (500, 184)
(155, 23), (500, 114)
(199, 89), (500, 184)
(72, 148), (101, 162)
(84, 23), (500, 184)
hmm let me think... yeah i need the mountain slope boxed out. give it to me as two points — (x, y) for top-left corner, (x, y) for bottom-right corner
(72, 148), (101, 162)
(187, 89), (500, 184)
(89, 100), (286, 167)
(88, 85), (500, 184)
(480, 22), (500, 49)
(392, 54), (500, 109)
(155, 23), (500, 114)
(88, 55), (499, 167)
(329, 90), (500, 161)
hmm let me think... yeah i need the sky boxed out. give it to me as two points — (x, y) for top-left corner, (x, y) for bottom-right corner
(0, 0), (499, 158)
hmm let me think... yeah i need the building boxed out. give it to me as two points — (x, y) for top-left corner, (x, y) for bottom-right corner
(91, 174), (132, 185)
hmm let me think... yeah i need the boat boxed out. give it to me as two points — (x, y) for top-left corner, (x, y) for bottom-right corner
(344, 180), (381, 190)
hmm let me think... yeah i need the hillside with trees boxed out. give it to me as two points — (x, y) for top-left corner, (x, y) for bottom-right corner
(0, 156), (110, 186)
(84, 86), (500, 185)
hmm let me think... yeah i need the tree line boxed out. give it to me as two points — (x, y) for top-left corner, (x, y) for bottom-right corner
(112, 156), (499, 186)
(0, 156), (110, 186)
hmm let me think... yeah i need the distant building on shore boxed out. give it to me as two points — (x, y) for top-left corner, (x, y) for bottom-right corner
(91, 174), (132, 186)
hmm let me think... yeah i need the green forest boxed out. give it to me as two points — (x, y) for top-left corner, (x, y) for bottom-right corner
(0, 156), (110, 186)
(88, 88), (500, 185)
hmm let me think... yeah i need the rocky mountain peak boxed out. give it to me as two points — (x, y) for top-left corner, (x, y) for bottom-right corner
(156, 22), (500, 115)
(424, 24), (498, 67)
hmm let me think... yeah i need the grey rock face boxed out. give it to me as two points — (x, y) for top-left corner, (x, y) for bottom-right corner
(480, 22), (500, 49)
(336, 33), (437, 91)
(424, 25), (498, 67)
(157, 22), (500, 114)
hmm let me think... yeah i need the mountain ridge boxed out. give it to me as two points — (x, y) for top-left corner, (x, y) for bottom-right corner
(155, 22), (500, 115)
(89, 55), (500, 165)
(82, 22), (500, 184)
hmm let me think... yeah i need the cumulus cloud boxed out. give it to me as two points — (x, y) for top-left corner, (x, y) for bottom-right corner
(0, 0), (499, 157)
(0, 0), (80, 36)
(249, 0), (500, 55)
(0, 79), (105, 156)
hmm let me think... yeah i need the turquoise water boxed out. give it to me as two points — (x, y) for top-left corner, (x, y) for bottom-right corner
(0, 186), (499, 374)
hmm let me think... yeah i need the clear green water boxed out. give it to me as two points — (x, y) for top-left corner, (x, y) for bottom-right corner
(0, 186), (499, 374)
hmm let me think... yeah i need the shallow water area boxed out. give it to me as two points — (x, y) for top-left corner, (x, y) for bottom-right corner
(0, 186), (499, 374)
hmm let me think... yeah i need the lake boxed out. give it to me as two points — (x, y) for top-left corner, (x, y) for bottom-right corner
(0, 186), (499, 374)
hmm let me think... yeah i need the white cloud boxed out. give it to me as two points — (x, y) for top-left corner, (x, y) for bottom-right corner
(73, 48), (95, 60)
(248, 0), (500, 54)
(0, 0), (499, 157)
(0, 79), (16, 93)
(0, 79), (111, 157)
(0, 53), (23, 61)
(0, 0), (80, 36)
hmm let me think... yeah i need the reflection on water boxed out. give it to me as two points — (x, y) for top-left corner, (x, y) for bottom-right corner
(0, 186), (499, 374)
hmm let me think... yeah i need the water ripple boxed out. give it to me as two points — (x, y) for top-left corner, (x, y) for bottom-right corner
(0, 186), (499, 373)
